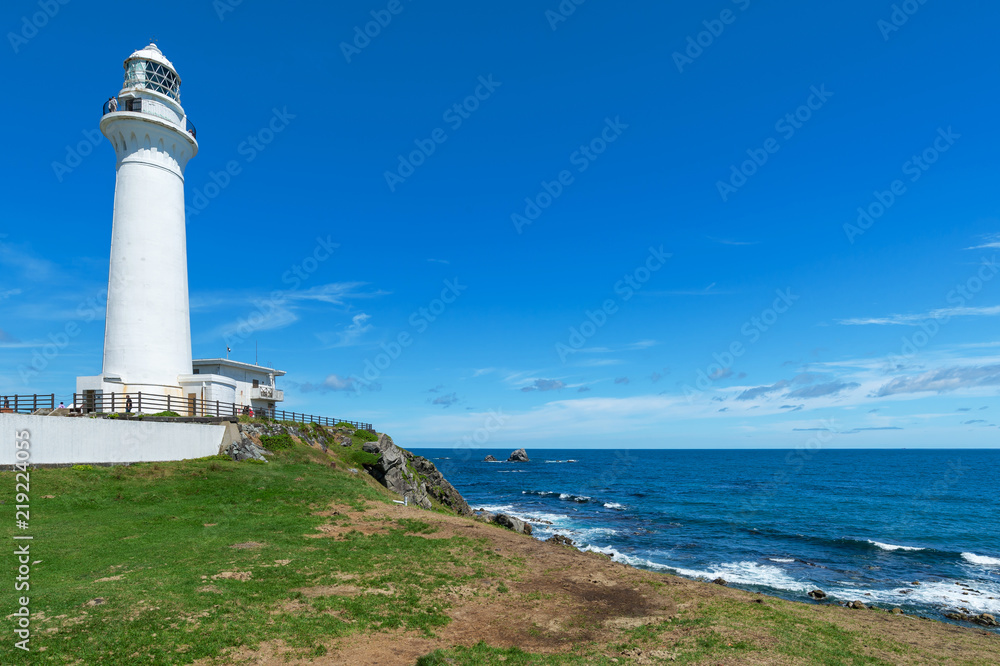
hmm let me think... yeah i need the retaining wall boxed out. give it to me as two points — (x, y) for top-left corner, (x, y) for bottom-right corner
(0, 414), (226, 465)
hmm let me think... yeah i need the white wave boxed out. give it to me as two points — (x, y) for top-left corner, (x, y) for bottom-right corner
(835, 580), (1000, 616)
(474, 504), (513, 514)
(580, 548), (816, 592)
(769, 558), (795, 563)
(867, 540), (925, 552)
(962, 552), (1000, 567)
(581, 546), (675, 572)
(668, 562), (816, 592)
(557, 493), (591, 502)
(604, 502), (626, 510)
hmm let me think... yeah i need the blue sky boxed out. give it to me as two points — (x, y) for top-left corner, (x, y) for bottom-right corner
(1, 0), (998, 449)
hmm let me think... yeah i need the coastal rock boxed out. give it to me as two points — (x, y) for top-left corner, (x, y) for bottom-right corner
(484, 455), (498, 462)
(890, 608), (904, 615)
(808, 590), (827, 600)
(847, 601), (867, 610)
(492, 513), (532, 535)
(546, 534), (574, 547)
(974, 613), (999, 627)
(359, 435), (473, 515)
(507, 448), (530, 462)
(362, 435), (432, 510)
(410, 455), (473, 516)
(711, 578), (727, 586)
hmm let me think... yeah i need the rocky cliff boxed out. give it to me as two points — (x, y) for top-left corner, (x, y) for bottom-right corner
(226, 422), (472, 516)
(363, 434), (472, 515)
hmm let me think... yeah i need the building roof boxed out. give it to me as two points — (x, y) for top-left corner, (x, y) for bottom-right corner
(192, 358), (287, 377)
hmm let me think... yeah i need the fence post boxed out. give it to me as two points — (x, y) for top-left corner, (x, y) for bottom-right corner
(138, 392), (142, 413)
(14, 396), (18, 413)
(216, 400), (219, 417)
(50, 394), (55, 409)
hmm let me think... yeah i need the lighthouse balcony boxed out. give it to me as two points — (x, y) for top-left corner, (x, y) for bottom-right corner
(103, 96), (197, 139)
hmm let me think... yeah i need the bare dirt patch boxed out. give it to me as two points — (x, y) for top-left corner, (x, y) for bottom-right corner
(211, 571), (252, 582)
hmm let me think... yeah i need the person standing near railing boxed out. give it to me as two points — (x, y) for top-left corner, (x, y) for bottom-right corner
(108, 96), (118, 113)
(125, 395), (133, 414)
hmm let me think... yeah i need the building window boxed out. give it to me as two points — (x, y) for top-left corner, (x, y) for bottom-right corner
(252, 379), (259, 388)
(193, 369), (200, 374)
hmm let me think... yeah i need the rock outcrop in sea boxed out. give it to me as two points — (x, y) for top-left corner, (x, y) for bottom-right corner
(484, 454), (498, 462)
(507, 448), (529, 462)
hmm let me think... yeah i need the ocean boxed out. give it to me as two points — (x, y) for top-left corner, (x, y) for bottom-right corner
(411, 448), (1000, 628)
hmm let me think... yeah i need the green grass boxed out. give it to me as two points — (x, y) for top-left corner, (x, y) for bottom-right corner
(346, 448), (380, 468)
(611, 598), (909, 665)
(352, 429), (379, 443)
(259, 433), (296, 451)
(0, 446), (500, 664)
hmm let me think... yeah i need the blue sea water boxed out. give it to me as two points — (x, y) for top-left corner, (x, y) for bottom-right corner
(411, 448), (1000, 627)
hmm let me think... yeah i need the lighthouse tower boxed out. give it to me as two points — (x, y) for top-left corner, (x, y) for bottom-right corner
(77, 44), (199, 407)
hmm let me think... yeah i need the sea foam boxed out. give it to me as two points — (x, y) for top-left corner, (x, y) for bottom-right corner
(581, 547), (816, 592)
(867, 540), (926, 552)
(961, 552), (1000, 567)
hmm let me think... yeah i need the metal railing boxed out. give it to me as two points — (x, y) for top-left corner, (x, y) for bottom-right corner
(0, 394), (55, 414)
(70, 391), (373, 431)
(102, 96), (197, 139)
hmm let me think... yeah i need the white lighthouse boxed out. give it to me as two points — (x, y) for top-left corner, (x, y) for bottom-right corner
(77, 44), (289, 416)
(77, 43), (199, 408)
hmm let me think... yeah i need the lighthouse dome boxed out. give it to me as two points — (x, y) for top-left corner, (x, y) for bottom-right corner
(123, 43), (181, 102)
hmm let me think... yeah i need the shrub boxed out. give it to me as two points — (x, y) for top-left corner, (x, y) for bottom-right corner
(260, 434), (295, 451)
(71, 464), (94, 471)
(148, 411), (180, 418)
(347, 449), (380, 468)
(353, 429), (378, 443)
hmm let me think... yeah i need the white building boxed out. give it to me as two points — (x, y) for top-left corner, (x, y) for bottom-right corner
(76, 44), (287, 416)
(187, 359), (286, 413)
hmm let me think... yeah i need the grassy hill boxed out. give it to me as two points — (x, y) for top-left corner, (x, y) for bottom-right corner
(3, 428), (998, 665)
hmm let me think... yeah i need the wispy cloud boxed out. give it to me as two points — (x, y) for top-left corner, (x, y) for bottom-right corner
(521, 379), (566, 392)
(431, 392), (460, 407)
(838, 305), (1000, 326)
(786, 381), (860, 399)
(300, 373), (379, 393)
(736, 380), (789, 401)
(966, 234), (1000, 250)
(874, 364), (1000, 397)
(316, 313), (372, 348)
(614, 376), (630, 385)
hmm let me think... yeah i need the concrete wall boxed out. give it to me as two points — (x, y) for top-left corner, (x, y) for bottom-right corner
(0, 414), (225, 466)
